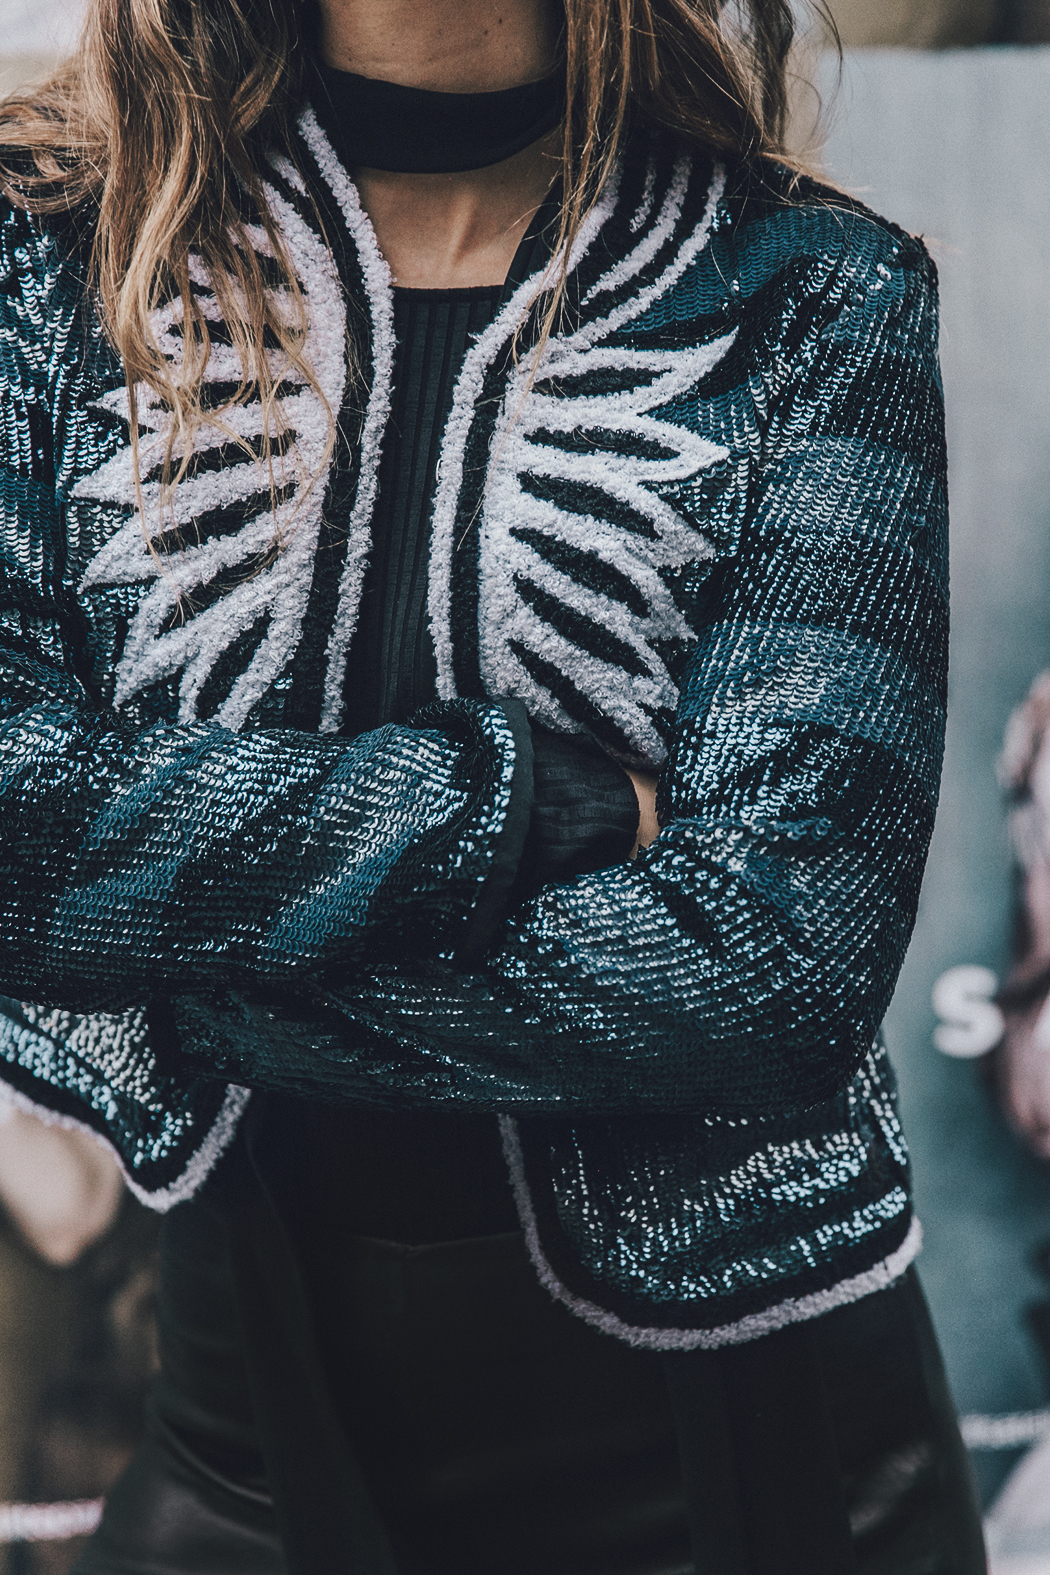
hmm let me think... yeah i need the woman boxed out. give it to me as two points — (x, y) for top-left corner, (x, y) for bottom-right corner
(0, 0), (982, 1568)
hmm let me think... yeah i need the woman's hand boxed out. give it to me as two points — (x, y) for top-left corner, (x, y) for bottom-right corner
(521, 730), (653, 891)
(625, 769), (660, 857)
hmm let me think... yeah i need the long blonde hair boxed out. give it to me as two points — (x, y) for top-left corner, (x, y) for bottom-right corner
(0, 0), (825, 487)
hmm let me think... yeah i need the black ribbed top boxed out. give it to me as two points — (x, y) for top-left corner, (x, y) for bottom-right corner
(342, 286), (502, 734)
(316, 280), (636, 1246)
(299, 187), (636, 1247)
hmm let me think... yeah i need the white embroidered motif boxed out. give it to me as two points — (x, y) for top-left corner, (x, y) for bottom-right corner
(295, 109), (397, 734)
(74, 179), (350, 732)
(429, 156), (733, 764)
(73, 130), (729, 759)
(425, 162), (623, 709)
(477, 334), (733, 761)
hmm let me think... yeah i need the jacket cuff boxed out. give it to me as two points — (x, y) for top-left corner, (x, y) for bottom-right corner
(454, 699), (535, 966)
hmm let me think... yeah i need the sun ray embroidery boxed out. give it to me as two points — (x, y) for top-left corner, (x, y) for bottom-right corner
(72, 129), (730, 762)
(294, 109), (397, 735)
(477, 334), (734, 762)
(429, 152), (733, 765)
(74, 179), (349, 731)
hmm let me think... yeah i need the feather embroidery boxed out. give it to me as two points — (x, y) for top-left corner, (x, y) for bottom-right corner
(428, 153), (732, 764)
(477, 334), (734, 762)
(74, 180), (349, 731)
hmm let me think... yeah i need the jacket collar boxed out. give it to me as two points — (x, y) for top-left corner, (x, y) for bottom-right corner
(74, 114), (730, 760)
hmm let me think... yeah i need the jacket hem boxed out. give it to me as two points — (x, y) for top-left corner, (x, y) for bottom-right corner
(499, 1113), (922, 1349)
(0, 1073), (251, 1214)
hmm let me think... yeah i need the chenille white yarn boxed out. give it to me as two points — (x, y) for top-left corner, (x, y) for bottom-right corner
(429, 153), (731, 762)
(425, 159), (624, 709)
(295, 109), (399, 734)
(476, 334), (733, 760)
(581, 156), (725, 328)
(581, 153), (693, 307)
(628, 158), (658, 236)
(73, 127), (728, 765)
(75, 172), (349, 733)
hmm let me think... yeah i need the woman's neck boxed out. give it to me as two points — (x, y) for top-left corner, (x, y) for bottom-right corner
(318, 0), (557, 92)
(316, 0), (561, 289)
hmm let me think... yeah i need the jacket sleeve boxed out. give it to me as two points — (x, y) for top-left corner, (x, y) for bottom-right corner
(175, 225), (949, 1121)
(0, 219), (535, 1011)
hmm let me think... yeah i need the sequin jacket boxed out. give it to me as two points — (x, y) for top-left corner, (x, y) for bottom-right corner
(0, 115), (947, 1348)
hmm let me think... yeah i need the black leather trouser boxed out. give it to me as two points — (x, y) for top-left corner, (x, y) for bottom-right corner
(74, 1163), (987, 1575)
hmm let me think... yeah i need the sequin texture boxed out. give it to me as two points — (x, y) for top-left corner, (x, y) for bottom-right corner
(0, 122), (947, 1344)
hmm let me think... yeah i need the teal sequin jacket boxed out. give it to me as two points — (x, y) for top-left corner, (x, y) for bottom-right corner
(0, 116), (947, 1348)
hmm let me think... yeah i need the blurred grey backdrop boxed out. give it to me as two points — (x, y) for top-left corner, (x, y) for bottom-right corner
(819, 45), (1050, 1509)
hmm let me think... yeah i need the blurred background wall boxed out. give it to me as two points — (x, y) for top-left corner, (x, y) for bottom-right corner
(810, 38), (1050, 1575)
(0, 0), (1050, 1571)
(829, 0), (1049, 45)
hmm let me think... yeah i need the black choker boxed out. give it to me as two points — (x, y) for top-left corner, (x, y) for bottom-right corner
(310, 61), (565, 174)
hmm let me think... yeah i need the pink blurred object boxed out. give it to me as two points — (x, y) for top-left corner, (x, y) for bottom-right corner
(0, 1104), (123, 1267)
(995, 671), (1050, 1157)
(0, 1498), (102, 1543)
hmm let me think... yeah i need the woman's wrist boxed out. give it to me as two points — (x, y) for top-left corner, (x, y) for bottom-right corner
(625, 768), (660, 857)
(515, 728), (638, 894)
